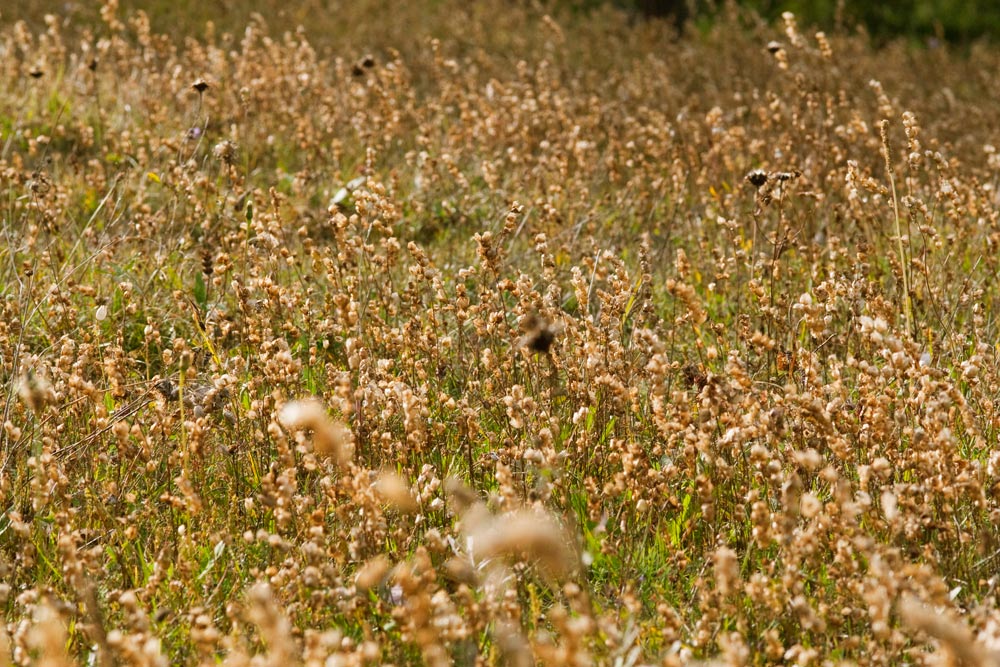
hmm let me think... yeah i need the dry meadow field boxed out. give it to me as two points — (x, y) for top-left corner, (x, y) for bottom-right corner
(3, 1), (1000, 665)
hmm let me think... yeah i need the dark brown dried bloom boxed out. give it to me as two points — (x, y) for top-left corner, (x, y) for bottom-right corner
(518, 310), (559, 353)
(746, 169), (768, 188)
(201, 249), (214, 276)
(213, 140), (238, 164)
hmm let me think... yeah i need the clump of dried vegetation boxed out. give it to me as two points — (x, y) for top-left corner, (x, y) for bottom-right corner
(3, 1), (1000, 664)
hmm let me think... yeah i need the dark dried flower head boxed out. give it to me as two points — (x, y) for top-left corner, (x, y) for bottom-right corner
(352, 54), (377, 77)
(233, 190), (250, 213)
(154, 377), (180, 402)
(526, 328), (555, 353)
(192, 78), (210, 93)
(27, 171), (51, 194)
(766, 40), (783, 54)
(213, 140), (238, 164)
(681, 363), (707, 390)
(518, 310), (559, 354)
(746, 169), (768, 188)
(28, 67), (44, 79)
(201, 249), (214, 276)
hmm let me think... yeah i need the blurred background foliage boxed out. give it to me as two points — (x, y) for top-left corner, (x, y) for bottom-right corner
(624, 0), (1000, 44)
(5, 0), (1000, 46)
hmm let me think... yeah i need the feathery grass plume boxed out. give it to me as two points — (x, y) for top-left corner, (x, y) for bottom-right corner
(713, 546), (739, 598)
(468, 509), (577, 579)
(279, 398), (352, 466)
(0, 624), (9, 667)
(355, 555), (391, 593)
(245, 584), (296, 667)
(441, 556), (479, 587)
(444, 476), (479, 512)
(899, 595), (1000, 667)
(27, 602), (73, 667)
(494, 621), (533, 667)
(375, 470), (418, 513)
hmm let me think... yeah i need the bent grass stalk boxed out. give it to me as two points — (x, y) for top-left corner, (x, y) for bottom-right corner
(882, 118), (913, 337)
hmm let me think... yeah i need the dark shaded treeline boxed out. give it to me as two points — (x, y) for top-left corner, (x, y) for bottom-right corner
(630, 0), (1000, 43)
